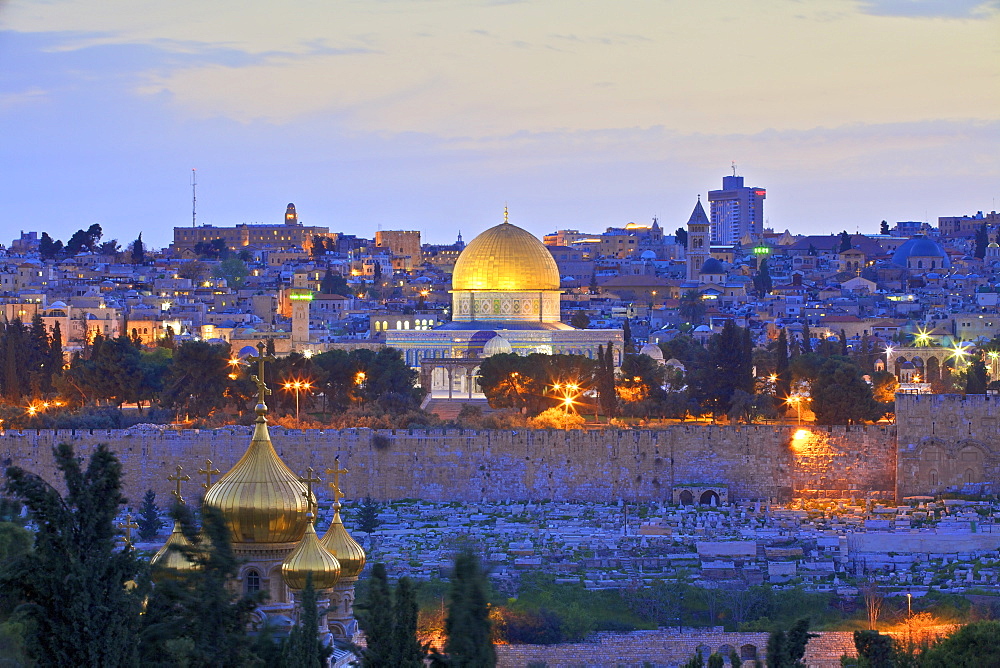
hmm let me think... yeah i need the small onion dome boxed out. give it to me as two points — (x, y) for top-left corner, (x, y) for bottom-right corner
(638, 343), (664, 361)
(203, 407), (313, 544)
(482, 334), (513, 357)
(320, 507), (367, 578)
(281, 516), (341, 591)
(150, 520), (198, 580)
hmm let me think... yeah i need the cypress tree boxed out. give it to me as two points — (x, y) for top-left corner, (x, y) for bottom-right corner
(281, 573), (328, 668)
(840, 329), (848, 357)
(801, 323), (813, 353)
(392, 576), (425, 667)
(775, 330), (791, 407)
(359, 563), (395, 666)
(444, 551), (495, 668)
(974, 223), (989, 259)
(622, 318), (633, 352)
(2, 443), (144, 666)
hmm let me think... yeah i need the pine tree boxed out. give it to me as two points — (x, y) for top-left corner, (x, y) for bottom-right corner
(880, 220), (890, 235)
(137, 489), (162, 541)
(699, 321), (753, 416)
(356, 497), (383, 544)
(444, 551), (495, 667)
(140, 504), (260, 666)
(2, 443), (144, 666)
(839, 230), (852, 252)
(966, 357), (989, 394)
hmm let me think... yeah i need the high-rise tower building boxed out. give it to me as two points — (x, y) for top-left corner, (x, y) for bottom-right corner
(707, 174), (765, 245)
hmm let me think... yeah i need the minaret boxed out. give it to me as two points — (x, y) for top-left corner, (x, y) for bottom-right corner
(285, 203), (298, 226)
(321, 457), (367, 641)
(686, 197), (711, 281)
(290, 288), (313, 345)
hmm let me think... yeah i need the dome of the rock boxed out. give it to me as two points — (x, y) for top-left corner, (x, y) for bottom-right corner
(451, 221), (560, 292)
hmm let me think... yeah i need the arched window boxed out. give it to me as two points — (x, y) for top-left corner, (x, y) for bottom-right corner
(396, 320), (402, 330)
(246, 569), (261, 594)
(404, 321), (410, 330)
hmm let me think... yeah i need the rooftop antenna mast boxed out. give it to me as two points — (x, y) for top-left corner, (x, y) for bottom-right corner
(732, 161), (737, 177)
(191, 168), (197, 227)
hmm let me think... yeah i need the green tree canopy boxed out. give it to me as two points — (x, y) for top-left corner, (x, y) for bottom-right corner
(810, 357), (882, 425)
(2, 443), (144, 666)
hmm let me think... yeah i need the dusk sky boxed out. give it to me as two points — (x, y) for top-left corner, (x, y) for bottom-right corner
(1, 0), (998, 249)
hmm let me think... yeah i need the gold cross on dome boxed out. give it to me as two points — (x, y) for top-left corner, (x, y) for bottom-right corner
(198, 459), (221, 490)
(326, 456), (348, 505)
(118, 513), (139, 548)
(299, 467), (322, 517)
(167, 465), (191, 505)
(246, 341), (276, 406)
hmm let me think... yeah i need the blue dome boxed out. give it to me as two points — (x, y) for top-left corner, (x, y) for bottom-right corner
(700, 257), (725, 275)
(891, 236), (950, 269)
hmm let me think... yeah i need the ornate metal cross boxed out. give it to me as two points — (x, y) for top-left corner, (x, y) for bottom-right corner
(326, 456), (349, 506)
(299, 466), (322, 517)
(118, 513), (139, 548)
(168, 465), (191, 505)
(198, 459), (221, 490)
(246, 341), (276, 406)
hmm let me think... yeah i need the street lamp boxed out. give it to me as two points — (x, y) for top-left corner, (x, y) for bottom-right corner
(786, 395), (803, 425)
(283, 379), (312, 425)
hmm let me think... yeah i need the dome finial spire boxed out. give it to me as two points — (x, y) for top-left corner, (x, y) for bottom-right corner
(247, 341), (276, 417)
(298, 467), (321, 522)
(168, 465), (191, 505)
(504, 203), (509, 224)
(326, 456), (348, 510)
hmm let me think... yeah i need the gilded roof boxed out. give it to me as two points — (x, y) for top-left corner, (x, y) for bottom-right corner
(202, 414), (312, 544)
(281, 519), (341, 591)
(150, 520), (198, 579)
(320, 508), (366, 578)
(452, 221), (560, 292)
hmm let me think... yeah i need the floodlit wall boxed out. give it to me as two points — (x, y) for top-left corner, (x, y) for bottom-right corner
(0, 424), (896, 505)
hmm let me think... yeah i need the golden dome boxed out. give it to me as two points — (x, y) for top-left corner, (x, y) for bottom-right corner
(452, 220), (560, 292)
(202, 411), (312, 544)
(320, 508), (366, 578)
(150, 520), (199, 579)
(281, 517), (341, 591)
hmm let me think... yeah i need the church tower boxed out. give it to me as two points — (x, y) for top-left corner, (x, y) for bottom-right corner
(686, 197), (711, 281)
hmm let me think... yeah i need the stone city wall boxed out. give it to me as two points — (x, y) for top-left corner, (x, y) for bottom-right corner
(896, 393), (1000, 497)
(0, 423), (896, 505)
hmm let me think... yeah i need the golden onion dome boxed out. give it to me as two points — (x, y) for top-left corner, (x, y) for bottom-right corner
(202, 409), (312, 544)
(320, 507), (366, 578)
(452, 220), (560, 292)
(150, 520), (198, 580)
(281, 517), (341, 591)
